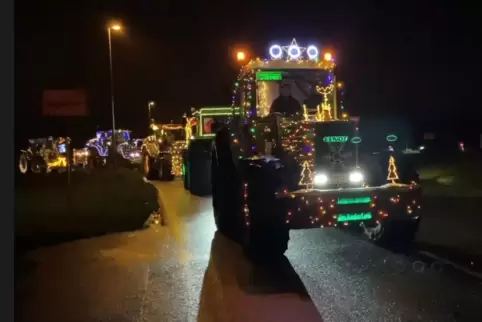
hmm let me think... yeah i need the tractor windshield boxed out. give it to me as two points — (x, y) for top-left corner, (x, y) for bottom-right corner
(256, 69), (332, 116)
(164, 128), (185, 141)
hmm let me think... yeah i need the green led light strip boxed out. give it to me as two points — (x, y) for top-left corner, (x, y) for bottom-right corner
(386, 134), (398, 142)
(351, 136), (361, 144)
(337, 197), (371, 205)
(256, 71), (283, 81)
(323, 136), (349, 143)
(337, 212), (372, 222)
(198, 107), (241, 116)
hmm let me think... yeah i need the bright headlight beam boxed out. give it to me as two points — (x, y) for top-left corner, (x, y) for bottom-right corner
(314, 173), (329, 185)
(349, 171), (363, 183)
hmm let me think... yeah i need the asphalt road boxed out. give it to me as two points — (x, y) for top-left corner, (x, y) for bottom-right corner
(16, 180), (482, 322)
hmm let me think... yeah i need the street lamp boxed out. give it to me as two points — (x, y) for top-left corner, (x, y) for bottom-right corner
(107, 23), (122, 167)
(148, 101), (155, 124)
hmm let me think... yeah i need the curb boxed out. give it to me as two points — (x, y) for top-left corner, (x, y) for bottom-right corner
(418, 250), (482, 280)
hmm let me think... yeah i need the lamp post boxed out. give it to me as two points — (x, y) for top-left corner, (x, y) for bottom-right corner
(107, 23), (122, 167)
(148, 101), (155, 125)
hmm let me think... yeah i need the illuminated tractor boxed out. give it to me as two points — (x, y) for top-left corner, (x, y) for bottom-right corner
(182, 106), (241, 195)
(118, 137), (144, 166)
(18, 137), (70, 174)
(73, 129), (136, 168)
(209, 39), (422, 258)
(140, 123), (186, 181)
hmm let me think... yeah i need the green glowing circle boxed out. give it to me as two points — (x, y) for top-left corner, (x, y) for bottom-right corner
(386, 134), (398, 142)
(351, 136), (362, 144)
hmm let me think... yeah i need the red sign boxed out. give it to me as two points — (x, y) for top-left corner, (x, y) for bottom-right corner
(42, 89), (88, 116)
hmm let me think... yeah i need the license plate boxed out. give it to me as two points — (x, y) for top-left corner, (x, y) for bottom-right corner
(331, 173), (347, 184)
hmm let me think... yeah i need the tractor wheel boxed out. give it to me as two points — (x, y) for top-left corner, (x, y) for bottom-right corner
(366, 219), (419, 250)
(188, 139), (212, 196)
(86, 149), (104, 169)
(142, 154), (157, 180)
(30, 156), (47, 174)
(242, 166), (289, 261)
(18, 153), (29, 174)
(158, 158), (175, 181)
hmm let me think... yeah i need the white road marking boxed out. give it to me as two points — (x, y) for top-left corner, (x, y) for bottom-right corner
(418, 250), (482, 280)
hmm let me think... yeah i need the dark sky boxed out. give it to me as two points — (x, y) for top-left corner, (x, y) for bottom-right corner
(15, 1), (482, 145)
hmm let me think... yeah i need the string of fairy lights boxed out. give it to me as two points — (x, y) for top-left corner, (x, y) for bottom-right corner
(240, 156), (420, 228)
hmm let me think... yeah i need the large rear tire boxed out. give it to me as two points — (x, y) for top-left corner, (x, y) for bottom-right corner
(158, 158), (175, 181)
(30, 156), (47, 174)
(142, 153), (157, 180)
(241, 161), (289, 260)
(211, 146), (243, 241)
(86, 149), (105, 169)
(18, 153), (29, 174)
(212, 149), (288, 259)
(366, 219), (419, 249)
(188, 139), (212, 196)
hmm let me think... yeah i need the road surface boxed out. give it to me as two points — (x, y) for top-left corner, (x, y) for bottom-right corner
(16, 180), (482, 322)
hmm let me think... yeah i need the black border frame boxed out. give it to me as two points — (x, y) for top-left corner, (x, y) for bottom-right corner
(4, 0), (13, 321)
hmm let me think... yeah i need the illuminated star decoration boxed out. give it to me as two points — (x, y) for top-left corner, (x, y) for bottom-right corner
(282, 38), (306, 60)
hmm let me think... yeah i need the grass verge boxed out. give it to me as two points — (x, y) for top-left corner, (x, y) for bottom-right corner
(15, 168), (159, 251)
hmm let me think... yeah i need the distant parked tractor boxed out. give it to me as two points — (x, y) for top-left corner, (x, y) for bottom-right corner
(182, 106), (241, 195)
(141, 122), (186, 180)
(18, 137), (70, 174)
(73, 129), (141, 168)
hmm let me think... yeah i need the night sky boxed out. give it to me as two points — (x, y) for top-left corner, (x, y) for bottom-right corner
(14, 1), (482, 146)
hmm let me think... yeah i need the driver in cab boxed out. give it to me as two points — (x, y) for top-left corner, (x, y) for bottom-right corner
(269, 83), (302, 117)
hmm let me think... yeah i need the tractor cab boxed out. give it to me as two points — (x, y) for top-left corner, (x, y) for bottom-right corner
(106, 129), (131, 144)
(185, 106), (242, 140)
(232, 39), (363, 188)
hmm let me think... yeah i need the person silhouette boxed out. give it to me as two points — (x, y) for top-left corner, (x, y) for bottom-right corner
(269, 83), (302, 116)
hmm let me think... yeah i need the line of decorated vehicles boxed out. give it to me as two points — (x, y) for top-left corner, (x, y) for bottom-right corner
(17, 107), (226, 178)
(18, 130), (144, 174)
(18, 39), (423, 258)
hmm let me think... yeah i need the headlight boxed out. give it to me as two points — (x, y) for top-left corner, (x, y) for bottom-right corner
(75, 151), (88, 157)
(314, 173), (329, 185)
(349, 171), (364, 183)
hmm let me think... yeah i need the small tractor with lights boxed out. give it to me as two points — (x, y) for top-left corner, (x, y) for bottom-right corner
(73, 129), (141, 168)
(18, 137), (70, 174)
(140, 122), (187, 180)
(209, 39), (422, 258)
(181, 106), (242, 195)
